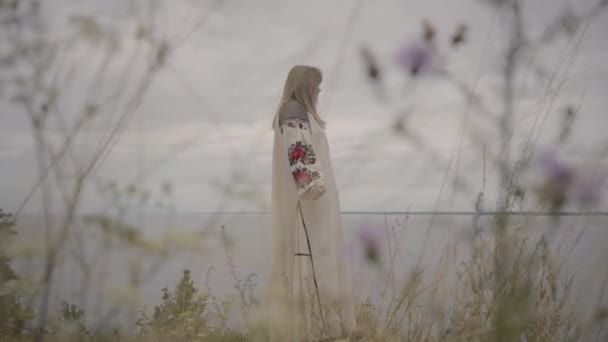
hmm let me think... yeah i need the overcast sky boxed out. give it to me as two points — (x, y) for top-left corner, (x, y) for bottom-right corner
(1, 0), (607, 214)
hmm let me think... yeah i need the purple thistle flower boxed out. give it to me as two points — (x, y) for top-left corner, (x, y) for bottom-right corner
(395, 40), (438, 77)
(574, 174), (606, 207)
(535, 150), (606, 209)
(538, 150), (574, 184)
(358, 227), (381, 265)
(535, 150), (575, 211)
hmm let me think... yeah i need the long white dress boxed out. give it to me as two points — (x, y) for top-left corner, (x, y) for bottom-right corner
(270, 100), (356, 341)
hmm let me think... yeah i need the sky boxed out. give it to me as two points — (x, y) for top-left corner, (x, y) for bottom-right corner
(1, 0), (608, 214)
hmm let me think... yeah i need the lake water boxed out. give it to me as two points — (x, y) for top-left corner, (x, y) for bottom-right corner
(10, 211), (608, 328)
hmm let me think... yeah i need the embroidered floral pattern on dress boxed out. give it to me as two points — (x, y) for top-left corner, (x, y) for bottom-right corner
(280, 118), (309, 134)
(280, 118), (323, 193)
(292, 167), (321, 190)
(288, 141), (317, 166)
(286, 118), (309, 130)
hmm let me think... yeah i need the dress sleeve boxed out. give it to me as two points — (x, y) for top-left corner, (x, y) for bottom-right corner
(279, 103), (326, 200)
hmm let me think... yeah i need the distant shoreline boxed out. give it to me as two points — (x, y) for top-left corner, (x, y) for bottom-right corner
(13, 210), (608, 217)
(130, 210), (608, 216)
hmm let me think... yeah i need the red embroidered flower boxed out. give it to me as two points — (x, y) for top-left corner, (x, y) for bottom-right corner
(284, 119), (308, 131)
(289, 142), (307, 165)
(293, 169), (312, 188)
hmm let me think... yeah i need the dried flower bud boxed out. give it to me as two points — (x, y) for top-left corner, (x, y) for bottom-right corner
(451, 24), (467, 46)
(559, 8), (580, 36)
(360, 46), (380, 81)
(358, 228), (381, 265)
(393, 116), (406, 133)
(152, 41), (170, 71)
(422, 18), (435, 42)
(557, 105), (576, 143)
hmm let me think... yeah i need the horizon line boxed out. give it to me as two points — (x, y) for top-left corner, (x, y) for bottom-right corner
(178, 210), (608, 216)
(14, 210), (608, 217)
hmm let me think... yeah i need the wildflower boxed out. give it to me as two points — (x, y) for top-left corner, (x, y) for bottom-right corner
(422, 18), (435, 42)
(395, 40), (437, 77)
(558, 7), (580, 36)
(574, 173), (606, 207)
(557, 105), (576, 143)
(538, 150), (574, 184)
(392, 116), (406, 134)
(536, 150), (574, 211)
(360, 45), (380, 81)
(451, 24), (467, 46)
(152, 40), (170, 71)
(358, 227), (381, 265)
(542, 7), (582, 44)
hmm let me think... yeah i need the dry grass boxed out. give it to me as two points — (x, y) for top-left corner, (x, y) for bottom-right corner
(3, 207), (606, 342)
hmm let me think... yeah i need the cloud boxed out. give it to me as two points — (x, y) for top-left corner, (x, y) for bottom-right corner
(2, 0), (607, 214)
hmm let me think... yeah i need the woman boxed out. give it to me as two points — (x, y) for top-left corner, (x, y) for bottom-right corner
(270, 65), (356, 341)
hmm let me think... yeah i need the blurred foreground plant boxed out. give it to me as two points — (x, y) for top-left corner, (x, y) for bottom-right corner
(0, 209), (33, 336)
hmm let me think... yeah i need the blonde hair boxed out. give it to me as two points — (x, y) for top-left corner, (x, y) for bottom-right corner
(272, 65), (325, 129)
